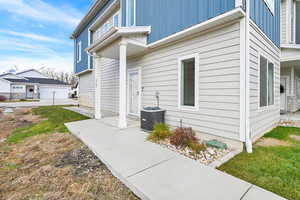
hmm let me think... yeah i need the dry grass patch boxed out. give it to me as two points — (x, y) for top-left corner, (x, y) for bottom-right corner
(255, 138), (291, 147)
(0, 133), (139, 200)
(0, 106), (139, 200)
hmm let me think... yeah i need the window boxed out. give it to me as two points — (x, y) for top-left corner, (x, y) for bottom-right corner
(103, 22), (110, 33)
(113, 14), (119, 27)
(178, 54), (199, 110)
(76, 41), (82, 63)
(263, 0), (275, 14)
(259, 55), (274, 108)
(126, 0), (135, 26)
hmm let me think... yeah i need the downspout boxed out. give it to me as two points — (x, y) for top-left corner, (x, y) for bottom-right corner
(245, 0), (253, 153)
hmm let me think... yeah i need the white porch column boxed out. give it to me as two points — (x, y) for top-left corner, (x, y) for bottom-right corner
(291, 66), (295, 96)
(95, 55), (102, 119)
(118, 42), (128, 128)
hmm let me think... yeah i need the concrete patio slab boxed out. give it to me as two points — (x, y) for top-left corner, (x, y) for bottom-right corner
(127, 155), (251, 200)
(65, 119), (287, 200)
(242, 186), (286, 200)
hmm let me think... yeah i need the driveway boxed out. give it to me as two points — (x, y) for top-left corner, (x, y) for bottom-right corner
(66, 119), (286, 200)
(0, 99), (78, 108)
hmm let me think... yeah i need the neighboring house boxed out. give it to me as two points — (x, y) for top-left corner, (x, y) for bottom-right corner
(280, 0), (300, 112)
(0, 69), (70, 100)
(71, 0), (281, 152)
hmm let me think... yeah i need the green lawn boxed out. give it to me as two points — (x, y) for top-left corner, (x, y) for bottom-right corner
(7, 106), (89, 144)
(219, 127), (300, 200)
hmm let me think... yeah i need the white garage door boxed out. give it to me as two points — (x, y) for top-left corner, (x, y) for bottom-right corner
(40, 87), (69, 100)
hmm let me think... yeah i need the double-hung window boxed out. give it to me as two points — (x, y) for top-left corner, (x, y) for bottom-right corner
(259, 55), (274, 108)
(178, 54), (199, 110)
(103, 22), (110, 33)
(76, 41), (81, 63)
(126, 0), (135, 26)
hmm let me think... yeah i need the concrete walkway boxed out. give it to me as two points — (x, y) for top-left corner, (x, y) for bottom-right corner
(0, 99), (78, 108)
(65, 119), (286, 200)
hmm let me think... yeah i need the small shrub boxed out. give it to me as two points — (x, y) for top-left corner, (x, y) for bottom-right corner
(188, 142), (207, 154)
(147, 123), (172, 142)
(170, 127), (198, 148)
(170, 127), (207, 154)
(0, 95), (7, 102)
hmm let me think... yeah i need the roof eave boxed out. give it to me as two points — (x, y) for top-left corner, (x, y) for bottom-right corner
(71, 0), (109, 39)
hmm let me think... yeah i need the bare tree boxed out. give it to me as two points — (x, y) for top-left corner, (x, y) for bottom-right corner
(39, 67), (78, 86)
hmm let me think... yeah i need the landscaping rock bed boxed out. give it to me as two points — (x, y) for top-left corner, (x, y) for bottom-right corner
(156, 139), (231, 165)
(55, 146), (104, 176)
(279, 120), (300, 127)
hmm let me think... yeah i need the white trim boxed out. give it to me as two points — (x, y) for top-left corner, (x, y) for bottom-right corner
(127, 67), (141, 117)
(249, 19), (280, 52)
(245, 0), (252, 153)
(113, 11), (121, 27)
(126, 0), (136, 26)
(240, 17), (246, 142)
(235, 0), (243, 7)
(263, 0), (275, 14)
(257, 52), (276, 112)
(75, 69), (94, 76)
(88, 0), (119, 31)
(280, 76), (289, 112)
(88, 30), (91, 69)
(86, 26), (150, 53)
(281, 44), (300, 49)
(177, 53), (199, 112)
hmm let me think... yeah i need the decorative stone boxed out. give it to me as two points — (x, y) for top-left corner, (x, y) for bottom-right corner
(206, 140), (228, 150)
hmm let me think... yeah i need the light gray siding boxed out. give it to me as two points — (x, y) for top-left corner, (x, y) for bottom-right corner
(100, 58), (119, 114)
(79, 71), (95, 108)
(249, 21), (281, 140)
(129, 21), (241, 140)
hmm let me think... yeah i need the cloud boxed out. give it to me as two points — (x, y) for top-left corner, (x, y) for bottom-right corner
(0, 54), (74, 74)
(0, 36), (60, 55)
(0, 0), (83, 27)
(0, 30), (66, 43)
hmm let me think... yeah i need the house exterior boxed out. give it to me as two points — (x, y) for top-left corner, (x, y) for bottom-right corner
(0, 69), (70, 100)
(71, 0), (281, 152)
(280, 0), (300, 112)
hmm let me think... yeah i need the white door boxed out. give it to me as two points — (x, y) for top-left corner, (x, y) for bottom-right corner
(26, 86), (34, 99)
(128, 71), (140, 115)
(280, 78), (287, 111)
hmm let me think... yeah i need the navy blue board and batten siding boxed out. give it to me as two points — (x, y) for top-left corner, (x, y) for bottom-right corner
(121, 0), (236, 44)
(75, 0), (115, 74)
(76, 0), (280, 73)
(249, 0), (280, 47)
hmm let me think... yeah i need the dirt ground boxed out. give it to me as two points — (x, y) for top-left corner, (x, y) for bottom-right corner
(0, 108), (139, 200)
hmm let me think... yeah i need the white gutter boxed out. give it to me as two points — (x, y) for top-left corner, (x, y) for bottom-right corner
(86, 26), (151, 53)
(245, 0), (253, 153)
(75, 69), (94, 76)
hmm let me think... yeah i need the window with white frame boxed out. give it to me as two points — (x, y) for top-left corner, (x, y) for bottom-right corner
(103, 22), (110, 33)
(259, 55), (274, 108)
(76, 41), (82, 63)
(126, 0), (135, 26)
(178, 54), (199, 110)
(264, 0), (275, 14)
(113, 13), (120, 27)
